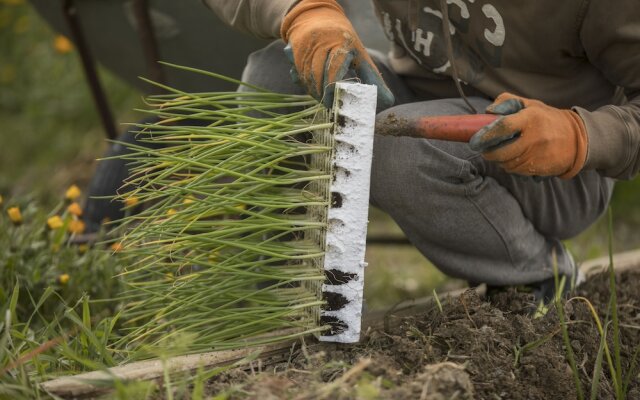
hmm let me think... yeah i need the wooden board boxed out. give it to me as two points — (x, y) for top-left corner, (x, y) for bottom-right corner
(580, 248), (640, 277)
(40, 341), (302, 398)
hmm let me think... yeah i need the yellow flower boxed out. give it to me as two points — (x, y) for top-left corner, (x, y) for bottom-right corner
(124, 196), (139, 207)
(67, 202), (83, 216)
(67, 219), (85, 234)
(78, 244), (89, 254)
(234, 204), (246, 212)
(47, 215), (64, 230)
(54, 35), (73, 54)
(65, 184), (81, 201)
(183, 196), (195, 205)
(7, 206), (22, 224)
(110, 242), (123, 252)
(166, 208), (177, 216)
(13, 15), (29, 33)
(58, 274), (70, 285)
(0, 65), (15, 84)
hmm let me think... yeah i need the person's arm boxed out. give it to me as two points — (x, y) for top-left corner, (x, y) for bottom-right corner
(203, 0), (394, 109)
(201, 0), (298, 39)
(573, 0), (640, 180)
(469, 0), (640, 180)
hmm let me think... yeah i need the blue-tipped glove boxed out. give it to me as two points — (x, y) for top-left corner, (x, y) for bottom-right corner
(280, 0), (395, 109)
(470, 93), (588, 179)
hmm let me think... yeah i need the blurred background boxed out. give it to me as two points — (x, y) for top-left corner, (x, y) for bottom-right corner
(1, 0), (639, 310)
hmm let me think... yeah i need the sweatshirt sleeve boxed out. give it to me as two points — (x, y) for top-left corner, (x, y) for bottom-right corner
(201, 0), (299, 39)
(573, 0), (640, 180)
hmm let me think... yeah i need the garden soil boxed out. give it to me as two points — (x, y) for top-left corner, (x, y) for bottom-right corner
(203, 269), (640, 399)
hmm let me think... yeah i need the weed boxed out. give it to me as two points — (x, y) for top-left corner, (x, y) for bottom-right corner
(432, 288), (443, 314)
(557, 207), (640, 399)
(512, 328), (560, 368)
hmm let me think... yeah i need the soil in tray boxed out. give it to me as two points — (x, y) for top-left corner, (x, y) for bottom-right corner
(204, 269), (640, 399)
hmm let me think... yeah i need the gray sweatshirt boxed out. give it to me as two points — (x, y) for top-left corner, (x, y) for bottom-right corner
(203, 0), (640, 180)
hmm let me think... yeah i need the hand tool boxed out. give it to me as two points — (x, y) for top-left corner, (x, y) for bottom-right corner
(376, 112), (499, 142)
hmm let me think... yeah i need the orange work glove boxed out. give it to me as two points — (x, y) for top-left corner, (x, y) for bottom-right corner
(469, 93), (589, 179)
(280, 0), (394, 109)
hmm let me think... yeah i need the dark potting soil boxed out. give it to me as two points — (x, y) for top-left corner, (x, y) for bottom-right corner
(205, 269), (640, 399)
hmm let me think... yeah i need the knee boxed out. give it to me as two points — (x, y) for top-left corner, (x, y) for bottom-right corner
(371, 99), (490, 209)
(369, 134), (476, 211)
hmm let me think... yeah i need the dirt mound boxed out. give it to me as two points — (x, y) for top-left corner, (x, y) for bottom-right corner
(206, 270), (640, 399)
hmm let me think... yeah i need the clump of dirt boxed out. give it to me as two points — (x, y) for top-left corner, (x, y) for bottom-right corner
(388, 362), (474, 399)
(375, 112), (415, 138)
(206, 270), (640, 399)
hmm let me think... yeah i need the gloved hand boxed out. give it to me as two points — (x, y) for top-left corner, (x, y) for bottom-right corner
(469, 93), (589, 179)
(280, 0), (394, 109)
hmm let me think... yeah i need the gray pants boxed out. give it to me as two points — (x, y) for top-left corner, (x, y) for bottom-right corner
(242, 41), (614, 286)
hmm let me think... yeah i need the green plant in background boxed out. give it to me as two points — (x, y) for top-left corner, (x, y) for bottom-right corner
(0, 0), (141, 201)
(0, 187), (123, 320)
(556, 208), (640, 400)
(111, 65), (334, 358)
(0, 188), (126, 399)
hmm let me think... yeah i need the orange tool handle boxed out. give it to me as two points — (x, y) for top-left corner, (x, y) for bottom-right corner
(376, 113), (499, 142)
(414, 114), (499, 142)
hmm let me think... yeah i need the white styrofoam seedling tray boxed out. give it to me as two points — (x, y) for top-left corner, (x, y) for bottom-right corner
(319, 82), (377, 343)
